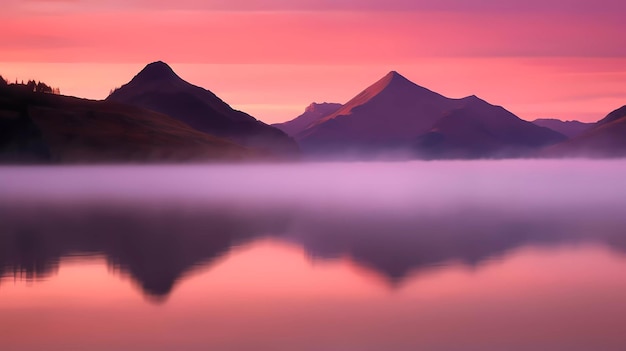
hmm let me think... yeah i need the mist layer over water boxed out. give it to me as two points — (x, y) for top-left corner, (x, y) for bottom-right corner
(2, 160), (625, 208)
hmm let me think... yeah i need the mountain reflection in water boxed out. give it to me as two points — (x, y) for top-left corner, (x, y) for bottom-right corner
(2, 162), (626, 300)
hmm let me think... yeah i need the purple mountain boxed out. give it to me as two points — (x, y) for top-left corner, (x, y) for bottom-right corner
(107, 61), (298, 156)
(272, 102), (342, 137)
(292, 71), (565, 158)
(532, 118), (593, 138)
(542, 106), (626, 157)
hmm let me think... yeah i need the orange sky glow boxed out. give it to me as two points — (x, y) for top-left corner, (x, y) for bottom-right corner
(1, 1), (625, 123)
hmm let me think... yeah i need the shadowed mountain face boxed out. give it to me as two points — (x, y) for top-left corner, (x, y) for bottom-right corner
(293, 71), (565, 158)
(532, 118), (593, 138)
(542, 105), (626, 158)
(272, 102), (342, 137)
(597, 105), (626, 126)
(415, 97), (566, 159)
(107, 62), (298, 157)
(0, 84), (251, 163)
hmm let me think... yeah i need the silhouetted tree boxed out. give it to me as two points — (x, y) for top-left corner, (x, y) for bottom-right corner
(7, 77), (60, 94)
(0, 75), (6, 86)
(36, 81), (53, 93)
(26, 80), (36, 92)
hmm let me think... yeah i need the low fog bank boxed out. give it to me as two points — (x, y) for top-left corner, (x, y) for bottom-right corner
(1, 160), (625, 212)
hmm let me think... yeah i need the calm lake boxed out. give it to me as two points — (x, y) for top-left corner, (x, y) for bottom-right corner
(2, 161), (626, 351)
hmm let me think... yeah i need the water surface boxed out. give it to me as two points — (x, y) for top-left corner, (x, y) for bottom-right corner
(2, 161), (626, 351)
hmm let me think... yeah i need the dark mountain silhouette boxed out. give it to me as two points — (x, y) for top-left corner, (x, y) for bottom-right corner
(272, 102), (342, 137)
(532, 118), (593, 138)
(542, 105), (626, 157)
(0, 83), (251, 163)
(293, 71), (565, 158)
(107, 61), (298, 156)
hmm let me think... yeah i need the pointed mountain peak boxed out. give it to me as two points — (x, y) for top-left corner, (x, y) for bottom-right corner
(462, 94), (487, 104)
(133, 61), (181, 83)
(371, 70), (430, 94)
(385, 70), (404, 78)
(381, 70), (412, 85)
(345, 71), (442, 105)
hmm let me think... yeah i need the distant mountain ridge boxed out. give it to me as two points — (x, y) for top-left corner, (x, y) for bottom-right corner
(287, 71), (565, 158)
(107, 61), (298, 156)
(273, 102), (342, 137)
(542, 105), (626, 157)
(532, 118), (593, 138)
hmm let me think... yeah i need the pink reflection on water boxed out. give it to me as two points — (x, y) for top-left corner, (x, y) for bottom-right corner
(1, 242), (626, 350)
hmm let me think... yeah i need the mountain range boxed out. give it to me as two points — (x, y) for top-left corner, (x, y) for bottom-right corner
(280, 71), (566, 158)
(2, 61), (624, 162)
(531, 118), (592, 138)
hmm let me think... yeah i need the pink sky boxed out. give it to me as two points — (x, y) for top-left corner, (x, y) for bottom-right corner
(1, 1), (625, 123)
